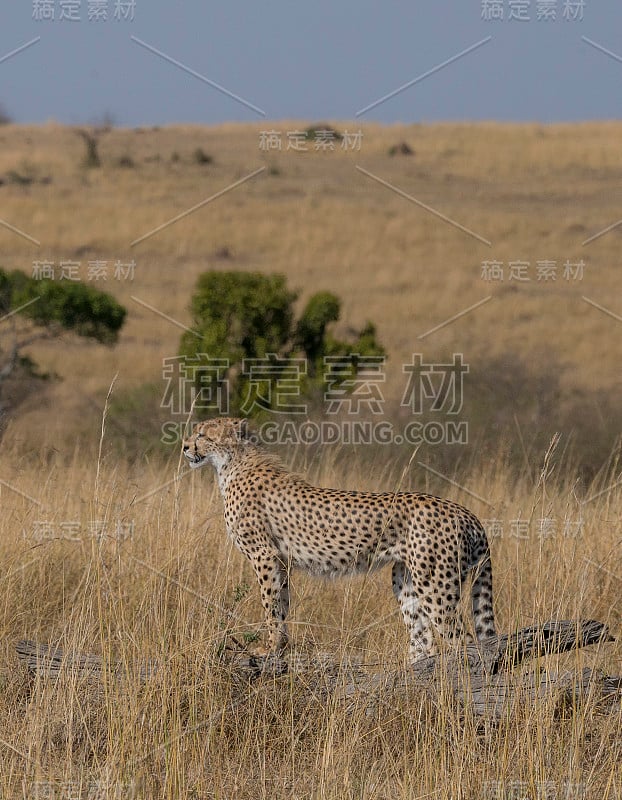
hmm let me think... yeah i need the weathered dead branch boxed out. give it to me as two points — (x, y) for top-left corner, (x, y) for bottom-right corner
(15, 619), (620, 718)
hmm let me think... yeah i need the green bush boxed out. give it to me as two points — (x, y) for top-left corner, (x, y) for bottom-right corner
(179, 271), (384, 416)
(0, 268), (127, 434)
(304, 124), (343, 142)
(294, 291), (340, 369)
(181, 272), (295, 365)
(6, 270), (126, 344)
(193, 147), (213, 165)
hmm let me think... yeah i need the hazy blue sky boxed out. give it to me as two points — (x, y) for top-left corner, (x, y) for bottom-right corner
(1, 1), (621, 125)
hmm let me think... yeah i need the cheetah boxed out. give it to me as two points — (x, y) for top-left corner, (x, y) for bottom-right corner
(183, 417), (496, 663)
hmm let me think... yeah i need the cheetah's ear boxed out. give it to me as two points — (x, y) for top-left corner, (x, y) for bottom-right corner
(233, 418), (250, 443)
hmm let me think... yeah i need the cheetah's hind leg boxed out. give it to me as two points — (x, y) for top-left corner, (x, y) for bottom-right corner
(392, 561), (435, 662)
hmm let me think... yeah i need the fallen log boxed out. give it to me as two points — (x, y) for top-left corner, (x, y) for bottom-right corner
(230, 619), (620, 718)
(15, 639), (156, 683)
(15, 619), (620, 718)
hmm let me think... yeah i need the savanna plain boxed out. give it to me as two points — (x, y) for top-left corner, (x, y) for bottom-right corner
(0, 121), (620, 798)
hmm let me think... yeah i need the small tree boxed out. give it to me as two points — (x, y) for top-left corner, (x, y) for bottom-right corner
(0, 269), (126, 426)
(181, 271), (296, 367)
(0, 102), (12, 125)
(179, 270), (384, 416)
(76, 128), (102, 168)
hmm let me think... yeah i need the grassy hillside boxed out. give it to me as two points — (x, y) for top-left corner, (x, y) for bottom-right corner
(0, 121), (620, 468)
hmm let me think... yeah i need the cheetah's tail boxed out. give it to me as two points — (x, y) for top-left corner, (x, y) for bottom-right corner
(471, 549), (496, 641)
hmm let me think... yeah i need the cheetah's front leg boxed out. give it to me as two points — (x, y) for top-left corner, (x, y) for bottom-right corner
(251, 552), (290, 655)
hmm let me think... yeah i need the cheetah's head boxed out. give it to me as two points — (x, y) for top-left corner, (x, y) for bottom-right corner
(183, 417), (250, 470)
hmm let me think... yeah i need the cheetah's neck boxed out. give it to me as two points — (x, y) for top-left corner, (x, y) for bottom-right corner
(212, 446), (292, 496)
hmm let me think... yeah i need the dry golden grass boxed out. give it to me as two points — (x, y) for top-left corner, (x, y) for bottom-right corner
(0, 430), (620, 798)
(0, 122), (621, 797)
